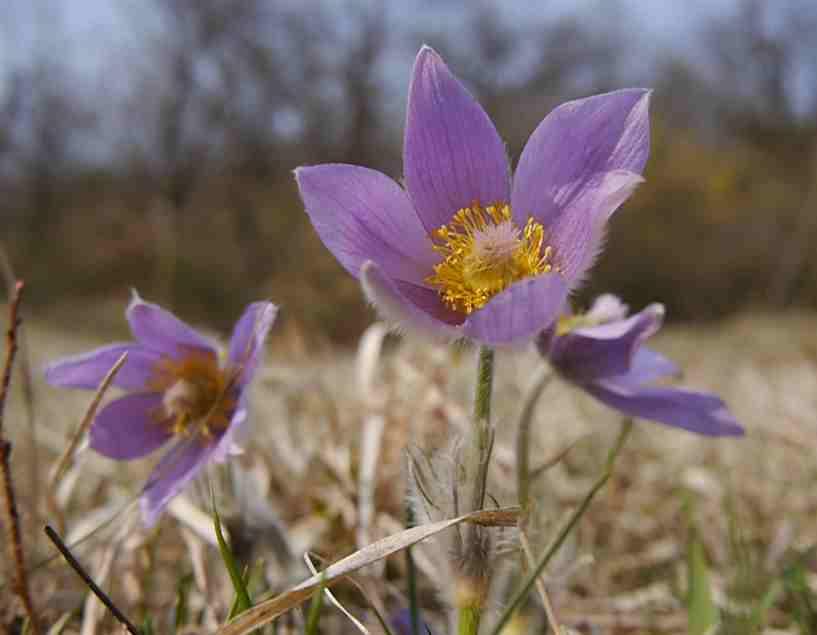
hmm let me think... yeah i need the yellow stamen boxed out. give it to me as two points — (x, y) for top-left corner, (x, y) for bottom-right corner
(425, 203), (555, 314)
(149, 350), (236, 443)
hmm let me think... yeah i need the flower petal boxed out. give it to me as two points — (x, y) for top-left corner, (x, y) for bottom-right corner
(585, 379), (744, 437)
(512, 88), (650, 229)
(127, 291), (217, 359)
(623, 347), (680, 384)
(140, 440), (214, 527)
(462, 273), (568, 347)
(227, 301), (278, 387)
(295, 164), (438, 284)
(545, 169), (644, 287)
(360, 261), (463, 341)
(391, 608), (435, 635)
(211, 405), (248, 464)
(404, 46), (511, 234)
(550, 304), (664, 381)
(89, 393), (171, 460)
(45, 343), (161, 391)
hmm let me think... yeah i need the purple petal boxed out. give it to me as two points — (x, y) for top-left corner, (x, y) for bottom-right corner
(585, 379), (744, 437)
(391, 608), (435, 635)
(623, 347), (680, 384)
(550, 304), (664, 381)
(211, 405), (247, 464)
(462, 273), (568, 347)
(227, 301), (278, 387)
(141, 440), (214, 527)
(512, 89), (650, 229)
(360, 261), (463, 341)
(295, 164), (439, 284)
(45, 343), (161, 391)
(127, 292), (217, 359)
(544, 170), (644, 287)
(404, 46), (511, 234)
(90, 393), (171, 460)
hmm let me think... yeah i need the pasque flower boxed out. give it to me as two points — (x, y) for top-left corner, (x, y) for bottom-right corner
(538, 295), (743, 436)
(296, 46), (651, 346)
(45, 293), (277, 525)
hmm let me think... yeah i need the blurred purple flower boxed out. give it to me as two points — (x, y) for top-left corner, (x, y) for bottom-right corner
(390, 608), (434, 635)
(45, 293), (277, 525)
(538, 295), (743, 436)
(296, 46), (651, 346)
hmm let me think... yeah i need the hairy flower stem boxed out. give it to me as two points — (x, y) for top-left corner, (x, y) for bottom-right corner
(491, 419), (634, 635)
(469, 346), (495, 514)
(515, 365), (552, 522)
(457, 346), (496, 635)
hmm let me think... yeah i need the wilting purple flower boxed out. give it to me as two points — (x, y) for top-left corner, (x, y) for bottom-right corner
(295, 46), (650, 346)
(538, 295), (743, 436)
(45, 293), (277, 525)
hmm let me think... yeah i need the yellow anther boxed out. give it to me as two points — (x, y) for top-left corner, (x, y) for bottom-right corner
(150, 350), (236, 444)
(425, 203), (555, 314)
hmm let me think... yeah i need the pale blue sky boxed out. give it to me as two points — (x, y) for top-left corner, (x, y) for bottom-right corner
(3, 0), (739, 80)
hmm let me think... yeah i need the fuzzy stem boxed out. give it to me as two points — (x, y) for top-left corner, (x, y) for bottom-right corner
(491, 420), (634, 635)
(515, 365), (551, 521)
(469, 346), (494, 514)
(457, 346), (496, 635)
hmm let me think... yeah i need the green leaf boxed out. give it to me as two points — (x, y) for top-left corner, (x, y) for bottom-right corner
(685, 494), (719, 635)
(142, 614), (155, 635)
(783, 552), (817, 634)
(174, 573), (194, 632)
(212, 489), (252, 617)
(304, 573), (327, 635)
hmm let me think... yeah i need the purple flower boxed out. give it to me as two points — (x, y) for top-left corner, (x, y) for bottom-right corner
(390, 608), (434, 635)
(538, 295), (743, 436)
(295, 46), (650, 346)
(45, 293), (277, 525)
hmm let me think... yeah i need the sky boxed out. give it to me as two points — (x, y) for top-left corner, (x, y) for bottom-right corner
(3, 0), (740, 81)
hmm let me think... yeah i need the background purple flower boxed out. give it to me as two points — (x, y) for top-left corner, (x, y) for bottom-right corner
(45, 292), (277, 525)
(390, 608), (434, 635)
(296, 46), (650, 346)
(539, 295), (743, 436)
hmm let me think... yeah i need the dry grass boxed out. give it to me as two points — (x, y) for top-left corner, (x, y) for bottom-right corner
(1, 308), (817, 634)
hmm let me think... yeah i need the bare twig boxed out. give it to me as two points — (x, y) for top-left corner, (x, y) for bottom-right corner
(519, 530), (563, 635)
(0, 248), (39, 525)
(44, 525), (141, 635)
(47, 351), (128, 532)
(0, 281), (40, 634)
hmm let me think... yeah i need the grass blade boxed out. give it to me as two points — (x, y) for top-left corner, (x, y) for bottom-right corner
(212, 489), (252, 616)
(217, 507), (518, 635)
(684, 494), (719, 635)
(304, 573), (327, 635)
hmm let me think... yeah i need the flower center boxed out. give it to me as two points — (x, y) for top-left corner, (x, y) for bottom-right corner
(425, 203), (555, 314)
(149, 350), (236, 442)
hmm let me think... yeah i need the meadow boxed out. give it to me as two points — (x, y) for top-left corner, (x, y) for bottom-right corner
(2, 304), (816, 634)
(2, 3), (817, 633)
